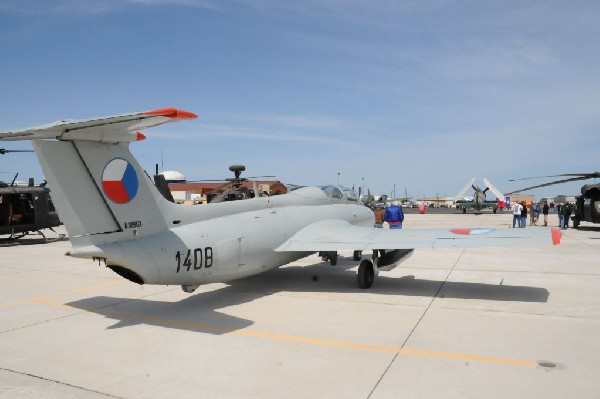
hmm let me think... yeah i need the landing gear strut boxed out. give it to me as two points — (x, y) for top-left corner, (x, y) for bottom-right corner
(319, 251), (338, 266)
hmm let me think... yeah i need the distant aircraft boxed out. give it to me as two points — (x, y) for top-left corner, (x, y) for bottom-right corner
(454, 178), (505, 214)
(0, 149), (62, 241)
(0, 178), (62, 241)
(0, 108), (560, 289)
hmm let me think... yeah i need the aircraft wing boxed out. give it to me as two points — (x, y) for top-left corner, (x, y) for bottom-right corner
(0, 108), (197, 143)
(483, 178), (504, 199)
(454, 178), (475, 202)
(275, 220), (560, 252)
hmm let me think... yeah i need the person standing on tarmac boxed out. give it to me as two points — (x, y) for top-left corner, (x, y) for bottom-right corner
(520, 201), (527, 228)
(512, 201), (523, 228)
(384, 203), (404, 229)
(373, 205), (385, 228)
(561, 203), (572, 229)
(542, 202), (549, 227)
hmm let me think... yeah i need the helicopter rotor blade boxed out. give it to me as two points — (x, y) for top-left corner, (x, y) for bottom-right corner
(186, 179), (229, 183)
(506, 175), (594, 195)
(0, 148), (35, 155)
(246, 175), (276, 179)
(206, 181), (234, 195)
(509, 172), (599, 181)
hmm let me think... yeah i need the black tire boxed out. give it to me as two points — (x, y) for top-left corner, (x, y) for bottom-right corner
(357, 260), (374, 289)
(329, 253), (338, 266)
(353, 250), (362, 261)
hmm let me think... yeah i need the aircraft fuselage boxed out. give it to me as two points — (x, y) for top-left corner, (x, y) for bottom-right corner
(70, 193), (374, 286)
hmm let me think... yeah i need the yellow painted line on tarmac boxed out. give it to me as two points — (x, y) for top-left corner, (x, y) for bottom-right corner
(30, 297), (537, 367)
(29, 280), (125, 301)
(0, 280), (125, 310)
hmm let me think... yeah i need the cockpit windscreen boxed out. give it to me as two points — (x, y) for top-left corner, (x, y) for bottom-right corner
(319, 185), (358, 201)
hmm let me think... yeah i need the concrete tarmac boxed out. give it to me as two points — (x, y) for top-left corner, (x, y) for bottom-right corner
(1, 213), (599, 399)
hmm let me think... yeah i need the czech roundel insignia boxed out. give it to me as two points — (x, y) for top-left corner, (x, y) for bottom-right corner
(102, 158), (139, 203)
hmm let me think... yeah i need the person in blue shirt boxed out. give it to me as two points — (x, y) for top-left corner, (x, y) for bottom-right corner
(384, 204), (404, 229)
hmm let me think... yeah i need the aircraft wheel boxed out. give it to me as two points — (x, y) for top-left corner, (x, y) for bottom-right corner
(353, 250), (362, 261)
(357, 259), (374, 289)
(463, 208), (466, 214)
(329, 253), (338, 266)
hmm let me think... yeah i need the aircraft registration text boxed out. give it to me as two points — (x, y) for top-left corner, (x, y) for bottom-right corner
(176, 247), (213, 272)
(123, 220), (142, 229)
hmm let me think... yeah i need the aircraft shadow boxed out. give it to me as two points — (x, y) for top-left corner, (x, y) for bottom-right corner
(66, 290), (257, 335)
(66, 255), (548, 335)
(224, 255), (549, 303)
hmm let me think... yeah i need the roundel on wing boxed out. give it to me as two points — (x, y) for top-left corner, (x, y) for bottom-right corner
(102, 158), (139, 203)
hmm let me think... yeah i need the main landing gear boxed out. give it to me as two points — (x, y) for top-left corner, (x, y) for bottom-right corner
(320, 250), (384, 289)
(356, 249), (414, 289)
(357, 259), (375, 289)
(356, 250), (386, 289)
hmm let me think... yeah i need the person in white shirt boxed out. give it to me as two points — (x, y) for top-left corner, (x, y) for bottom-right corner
(512, 202), (523, 228)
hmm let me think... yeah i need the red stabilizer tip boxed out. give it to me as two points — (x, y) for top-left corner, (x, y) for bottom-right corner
(136, 131), (146, 141)
(144, 107), (197, 120)
(551, 228), (561, 245)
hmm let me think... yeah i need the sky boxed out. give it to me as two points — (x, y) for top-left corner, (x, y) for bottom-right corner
(1, 0), (599, 200)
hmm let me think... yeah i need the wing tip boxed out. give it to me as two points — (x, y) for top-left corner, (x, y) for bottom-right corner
(144, 108), (198, 120)
(450, 228), (495, 235)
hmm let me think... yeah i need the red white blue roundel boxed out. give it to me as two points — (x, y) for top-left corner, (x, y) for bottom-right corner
(102, 158), (139, 204)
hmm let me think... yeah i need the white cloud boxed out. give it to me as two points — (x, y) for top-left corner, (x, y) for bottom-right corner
(148, 122), (357, 147)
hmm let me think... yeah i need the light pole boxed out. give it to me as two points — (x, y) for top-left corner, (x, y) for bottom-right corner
(361, 177), (364, 198)
(393, 184), (396, 199)
(337, 172), (340, 185)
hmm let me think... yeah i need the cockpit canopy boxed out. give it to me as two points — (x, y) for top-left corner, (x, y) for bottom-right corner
(285, 184), (360, 202)
(320, 185), (359, 202)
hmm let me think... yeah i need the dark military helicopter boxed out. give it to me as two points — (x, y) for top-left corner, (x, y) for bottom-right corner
(196, 165), (277, 203)
(0, 149), (62, 241)
(507, 172), (600, 228)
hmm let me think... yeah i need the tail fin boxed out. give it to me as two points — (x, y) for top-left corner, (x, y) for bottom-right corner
(0, 108), (197, 248)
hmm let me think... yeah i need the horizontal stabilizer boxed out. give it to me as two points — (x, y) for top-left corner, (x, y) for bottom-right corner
(0, 108), (197, 143)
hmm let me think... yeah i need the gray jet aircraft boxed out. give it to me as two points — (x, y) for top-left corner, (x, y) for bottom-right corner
(0, 108), (560, 290)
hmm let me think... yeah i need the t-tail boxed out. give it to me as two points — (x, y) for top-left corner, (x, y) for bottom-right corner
(0, 108), (197, 250)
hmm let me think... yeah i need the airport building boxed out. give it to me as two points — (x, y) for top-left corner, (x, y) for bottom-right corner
(507, 194), (535, 204)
